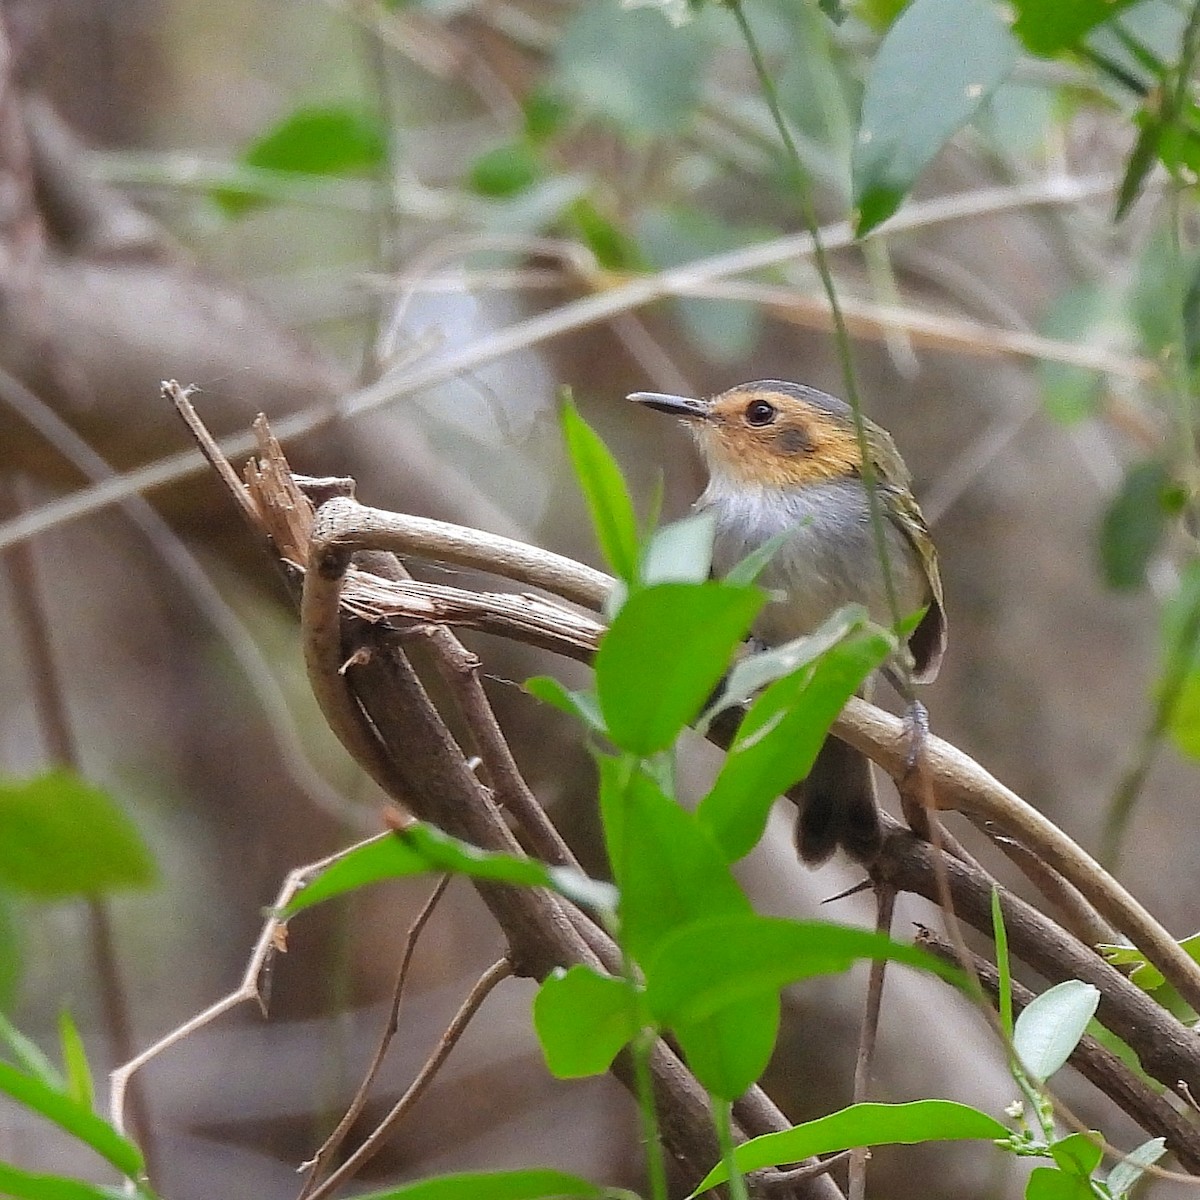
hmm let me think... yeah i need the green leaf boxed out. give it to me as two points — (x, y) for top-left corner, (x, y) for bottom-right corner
(0, 1061), (143, 1180)
(595, 583), (762, 754)
(853, 0), (1019, 234)
(282, 828), (616, 919)
(533, 966), (639, 1078)
(697, 621), (892, 861)
(0, 770), (156, 898)
(350, 1168), (606, 1200)
(598, 759), (777, 1098)
(524, 676), (606, 734)
(523, 89), (570, 144)
(215, 105), (386, 216)
(559, 391), (641, 582)
(645, 914), (962, 1028)
(1098, 459), (1172, 590)
(1011, 0), (1139, 57)
(57, 1012), (93, 1111)
(1049, 1132), (1104, 1177)
(554, 1), (709, 137)
(0, 1012), (61, 1089)
(1115, 107), (1163, 220)
(991, 888), (1014, 1039)
(468, 142), (542, 198)
(1107, 1136), (1166, 1197)
(1024, 1166), (1093, 1200)
(1013, 980), (1100, 1083)
(639, 513), (716, 587)
(567, 198), (642, 272)
(721, 530), (792, 587)
(690, 1100), (1008, 1194)
(598, 758), (750, 962)
(0, 1161), (130, 1200)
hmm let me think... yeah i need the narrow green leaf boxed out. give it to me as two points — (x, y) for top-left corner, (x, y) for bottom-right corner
(1013, 980), (1100, 1083)
(282, 828), (616, 919)
(0, 770), (156, 898)
(991, 888), (1014, 1039)
(215, 105), (386, 216)
(533, 966), (639, 1078)
(1024, 1166), (1093, 1199)
(0, 1012), (62, 1089)
(1099, 459), (1172, 590)
(1107, 1137), (1166, 1197)
(640, 513), (716, 587)
(0, 1061), (143, 1180)
(645, 915), (962, 1028)
(1011, 0), (1139, 57)
(559, 391), (640, 582)
(0, 1161), (130, 1200)
(524, 677), (606, 734)
(1115, 108), (1163, 220)
(1049, 1132), (1104, 1177)
(595, 582), (762, 754)
(853, 0), (1019, 234)
(697, 623), (891, 861)
(57, 1012), (93, 1111)
(351, 1168), (606, 1200)
(690, 1100), (1008, 1194)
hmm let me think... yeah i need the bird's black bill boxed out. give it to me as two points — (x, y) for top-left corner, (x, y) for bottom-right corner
(627, 391), (711, 420)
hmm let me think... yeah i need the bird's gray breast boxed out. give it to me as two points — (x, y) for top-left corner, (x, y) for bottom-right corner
(699, 477), (927, 646)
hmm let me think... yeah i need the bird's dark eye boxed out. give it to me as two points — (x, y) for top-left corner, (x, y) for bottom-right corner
(745, 399), (776, 426)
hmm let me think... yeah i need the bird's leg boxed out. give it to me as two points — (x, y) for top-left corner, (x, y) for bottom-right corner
(897, 698), (934, 842)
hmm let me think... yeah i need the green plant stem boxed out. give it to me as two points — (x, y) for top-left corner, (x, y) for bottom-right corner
(727, 0), (911, 697)
(631, 1024), (670, 1200)
(712, 1098), (749, 1200)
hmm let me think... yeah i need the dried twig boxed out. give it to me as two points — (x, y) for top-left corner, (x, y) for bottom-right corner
(302, 957), (515, 1200)
(109, 834), (396, 1137)
(298, 874), (451, 1197)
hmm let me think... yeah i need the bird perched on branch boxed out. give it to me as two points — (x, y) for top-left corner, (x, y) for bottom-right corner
(630, 379), (946, 865)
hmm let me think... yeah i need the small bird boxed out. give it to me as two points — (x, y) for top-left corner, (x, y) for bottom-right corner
(629, 379), (946, 865)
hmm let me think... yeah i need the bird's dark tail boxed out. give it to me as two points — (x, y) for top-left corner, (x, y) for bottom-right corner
(794, 736), (882, 866)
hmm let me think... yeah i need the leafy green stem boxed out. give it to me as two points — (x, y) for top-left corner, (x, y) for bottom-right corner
(630, 1021), (670, 1200)
(712, 1097), (749, 1200)
(726, 0), (911, 696)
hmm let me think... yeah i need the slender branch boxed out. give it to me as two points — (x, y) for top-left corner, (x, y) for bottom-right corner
(303, 957), (515, 1200)
(848, 887), (894, 1200)
(110, 834), (395, 1136)
(298, 874), (451, 1198)
(0, 174), (1152, 555)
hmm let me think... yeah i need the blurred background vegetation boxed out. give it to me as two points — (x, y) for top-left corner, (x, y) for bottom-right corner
(2, 0), (1200, 1195)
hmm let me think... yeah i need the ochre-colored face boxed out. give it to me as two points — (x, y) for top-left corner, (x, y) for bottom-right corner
(691, 383), (862, 489)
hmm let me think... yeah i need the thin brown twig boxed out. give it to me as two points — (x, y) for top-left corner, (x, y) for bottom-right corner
(302, 957), (515, 1200)
(847, 887), (894, 1200)
(758, 1151), (854, 1193)
(109, 833), (398, 1136)
(298, 874), (451, 1198)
